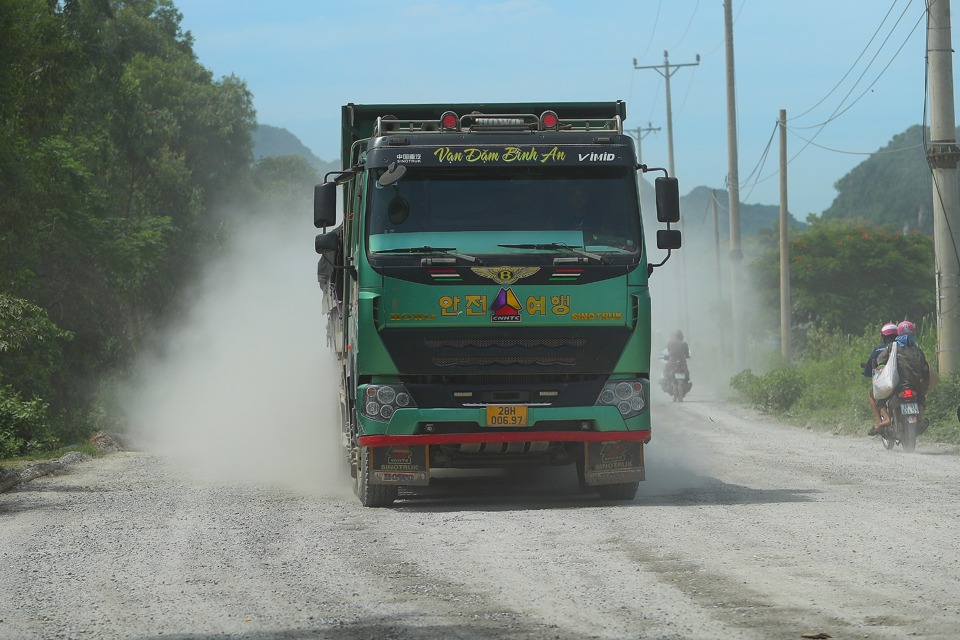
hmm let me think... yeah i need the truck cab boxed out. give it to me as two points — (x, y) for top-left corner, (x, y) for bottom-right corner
(315, 102), (680, 506)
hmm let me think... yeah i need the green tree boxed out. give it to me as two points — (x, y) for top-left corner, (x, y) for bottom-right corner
(749, 218), (934, 336)
(0, 0), (257, 450)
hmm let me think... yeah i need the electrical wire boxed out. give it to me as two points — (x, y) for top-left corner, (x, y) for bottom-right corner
(635, 0), (662, 69)
(786, 129), (925, 155)
(741, 6), (925, 192)
(793, 1), (922, 131)
(791, 0), (901, 122)
(672, 65), (700, 124)
(670, 0), (701, 52)
(737, 122), (778, 196)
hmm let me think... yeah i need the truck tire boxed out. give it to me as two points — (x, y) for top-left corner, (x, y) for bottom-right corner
(355, 446), (398, 507)
(596, 481), (639, 501)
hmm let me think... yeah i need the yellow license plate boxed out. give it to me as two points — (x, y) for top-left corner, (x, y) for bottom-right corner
(485, 405), (528, 427)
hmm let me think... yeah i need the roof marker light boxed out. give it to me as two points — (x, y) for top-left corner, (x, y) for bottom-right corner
(440, 111), (459, 130)
(540, 110), (559, 129)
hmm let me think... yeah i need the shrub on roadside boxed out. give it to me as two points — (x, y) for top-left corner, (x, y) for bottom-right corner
(0, 385), (55, 458)
(730, 367), (804, 413)
(923, 373), (960, 444)
(729, 320), (960, 443)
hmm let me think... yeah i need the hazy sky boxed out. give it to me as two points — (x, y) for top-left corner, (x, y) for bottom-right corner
(173, 0), (951, 218)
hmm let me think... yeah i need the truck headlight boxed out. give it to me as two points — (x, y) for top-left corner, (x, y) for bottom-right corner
(595, 379), (646, 419)
(362, 384), (417, 423)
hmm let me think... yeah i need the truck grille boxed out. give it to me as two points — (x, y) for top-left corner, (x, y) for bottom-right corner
(380, 327), (630, 375)
(424, 337), (587, 349)
(427, 336), (584, 368)
(433, 355), (577, 367)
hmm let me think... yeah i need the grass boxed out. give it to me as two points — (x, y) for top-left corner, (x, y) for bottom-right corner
(730, 324), (960, 446)
(0, 442), (103, 471)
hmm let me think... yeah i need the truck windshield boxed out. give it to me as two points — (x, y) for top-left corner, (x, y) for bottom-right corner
(367, 166), (641, 255)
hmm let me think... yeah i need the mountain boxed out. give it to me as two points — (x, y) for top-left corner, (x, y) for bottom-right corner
(252, 124), (338, 174)
(821, 125), (938, 234)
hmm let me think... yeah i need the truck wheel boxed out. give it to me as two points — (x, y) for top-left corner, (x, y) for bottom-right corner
(354, 446), (398, 507)
(575, 456), (589, 491)
(596, 482), (639, 501)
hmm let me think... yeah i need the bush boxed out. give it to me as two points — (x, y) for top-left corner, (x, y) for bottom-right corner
(0, 385), (54, 458)
(731, 367), (805, 413)
(923, 373), (960, 444)
(729, 320), (960, 443)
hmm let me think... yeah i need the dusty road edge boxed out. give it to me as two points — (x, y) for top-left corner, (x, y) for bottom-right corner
(0, 431), (130, 494)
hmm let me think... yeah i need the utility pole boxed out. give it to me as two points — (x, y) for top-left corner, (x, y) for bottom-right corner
(633, 51), (699, 336)
(625, 122), (661, 165)
(723, 0), (745, 373)
(711, 189), (725, 371)
(633, 52), (700, 182)
(779, 109), (792, 364)
(927, 0), (960, 376)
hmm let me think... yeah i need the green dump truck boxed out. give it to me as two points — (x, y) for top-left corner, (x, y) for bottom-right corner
(314, 102), (681, 506)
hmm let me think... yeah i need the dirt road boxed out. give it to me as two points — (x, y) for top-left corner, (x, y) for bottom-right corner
(2, 393), (959, 639)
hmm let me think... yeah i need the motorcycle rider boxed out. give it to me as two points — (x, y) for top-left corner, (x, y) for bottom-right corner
(660, 330), (692, 394)
(873, 320), (931, 432)
(864, 322), (899, 435)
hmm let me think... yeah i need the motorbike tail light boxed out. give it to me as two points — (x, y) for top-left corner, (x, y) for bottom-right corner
(901, 388), (915, 399)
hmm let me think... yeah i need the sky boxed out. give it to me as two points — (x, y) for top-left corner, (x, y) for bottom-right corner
(172, 0), (952, 219)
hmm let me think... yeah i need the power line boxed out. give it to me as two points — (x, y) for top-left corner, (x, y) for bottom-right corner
(792, 1), (922, 131)
(669, 0), (702, 52)
(741, 7), (925, 192)
(792, 0), (902, 122)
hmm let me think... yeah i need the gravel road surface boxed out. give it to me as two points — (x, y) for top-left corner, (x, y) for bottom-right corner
(2, 393), (959, 640)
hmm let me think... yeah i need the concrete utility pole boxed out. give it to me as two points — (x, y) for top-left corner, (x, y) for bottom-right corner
(779, 109), (792, 364)
(723, 0), (745, 372)
(711, 189), (725, 370)
(633, 52), (700, 181)
(927, 0), (960, 376)
(633, 51), (699, 335)
(625, 123), (661, 165)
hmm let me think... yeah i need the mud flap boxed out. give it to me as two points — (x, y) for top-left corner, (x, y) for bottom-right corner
(370, 445), (430, 486)
(582, 441), (645, 486)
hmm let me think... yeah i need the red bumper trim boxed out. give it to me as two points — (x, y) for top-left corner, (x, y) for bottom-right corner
(358, 430), (651, 447)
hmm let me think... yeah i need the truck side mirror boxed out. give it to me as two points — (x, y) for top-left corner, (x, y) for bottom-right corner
(654, 177), (680, 223)
(316, 227), (341, 286)
(315, 228), (340, 254)
(656, 229), (682, 250)
(314, 182), (337, 228)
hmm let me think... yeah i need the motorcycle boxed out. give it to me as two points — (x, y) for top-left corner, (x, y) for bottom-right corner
(878, 384), (927, 452)
(661, 358), (692, 402)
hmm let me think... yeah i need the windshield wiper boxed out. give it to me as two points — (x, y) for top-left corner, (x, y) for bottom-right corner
(498, 243), (604, 263)
(372, 246), (480, 263)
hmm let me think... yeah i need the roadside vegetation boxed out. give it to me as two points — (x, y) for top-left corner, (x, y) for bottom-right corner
(0, 0), (317, 464)
(730, 217), (960, 446)
(730, 322), (960, 444)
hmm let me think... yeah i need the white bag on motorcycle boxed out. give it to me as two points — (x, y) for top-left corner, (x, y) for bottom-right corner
(872, 342), (899, 400)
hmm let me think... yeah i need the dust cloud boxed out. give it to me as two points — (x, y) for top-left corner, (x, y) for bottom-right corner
(645, 187), (768, 393)
(122, 210), (352, 497)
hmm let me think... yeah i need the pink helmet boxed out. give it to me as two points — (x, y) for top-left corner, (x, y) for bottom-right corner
(880, 323), (898, 337)
(897, 320), (915, 336)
